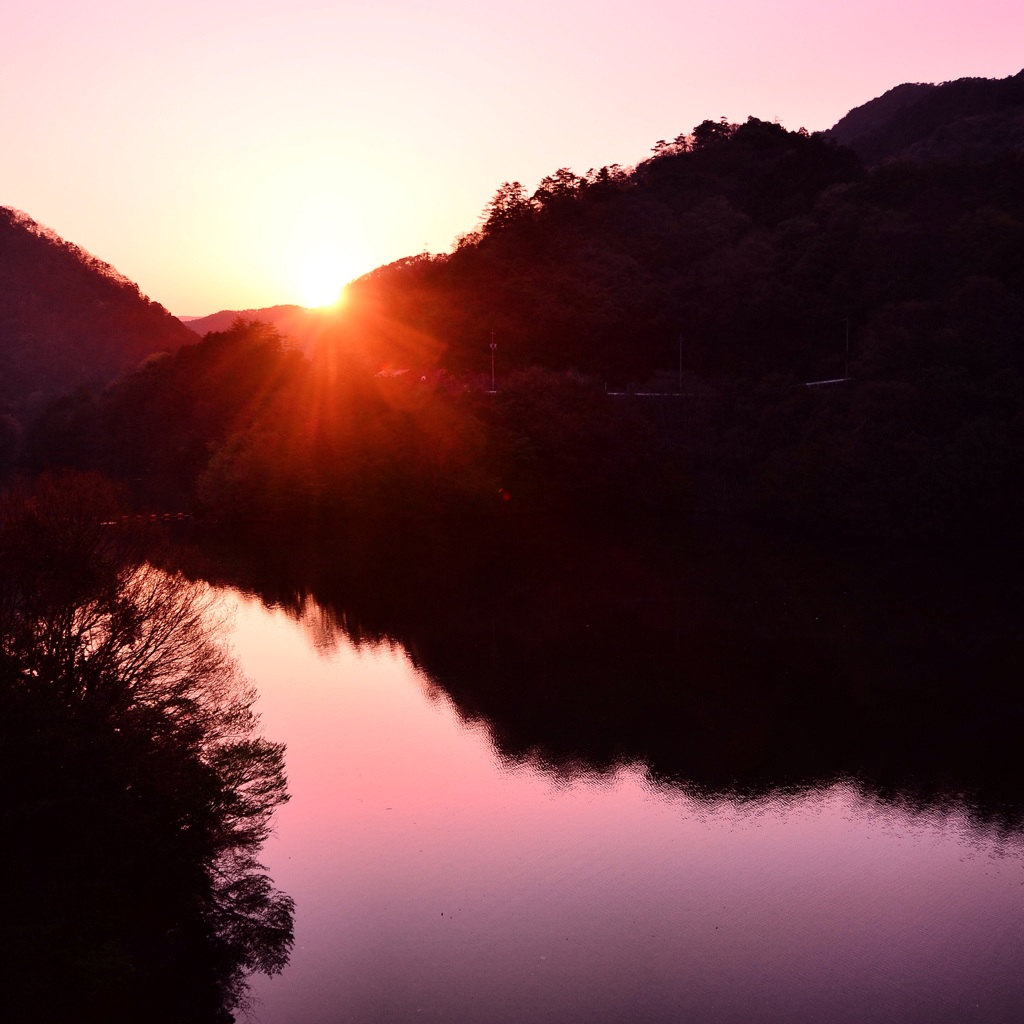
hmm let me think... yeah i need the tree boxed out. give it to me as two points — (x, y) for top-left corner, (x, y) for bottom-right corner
(481, 181), (535, 233)
(533, 167), (583, 208)
(691, 117), (737, 150)
(0, 472), (293, 1021)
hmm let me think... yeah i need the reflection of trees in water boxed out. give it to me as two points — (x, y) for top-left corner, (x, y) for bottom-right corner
(0, 473), (292, 1022)
(180, 515), (1024, 828)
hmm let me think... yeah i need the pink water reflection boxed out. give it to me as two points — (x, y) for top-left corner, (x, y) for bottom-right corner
(228, 591), (1024, 1024)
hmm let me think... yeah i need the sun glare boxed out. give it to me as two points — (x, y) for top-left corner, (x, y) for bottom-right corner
(277, 195), (369, 310)
(296, 251), (348, 308)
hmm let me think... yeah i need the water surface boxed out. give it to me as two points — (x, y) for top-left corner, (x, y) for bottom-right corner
(229, 592), (1024, 1024)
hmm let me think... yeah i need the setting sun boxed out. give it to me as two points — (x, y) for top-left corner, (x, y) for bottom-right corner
(294, 244), (354, 309)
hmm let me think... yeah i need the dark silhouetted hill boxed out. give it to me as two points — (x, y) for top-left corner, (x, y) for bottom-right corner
(181, 303), (341, 356)
(826, 83), (938, 149)
(825, 70), (1024, 164)
(0, 207), (195, 414)
(21, 105), (1024, 537)
(339, 118), (866, 382)
(182, 305), (302, 335)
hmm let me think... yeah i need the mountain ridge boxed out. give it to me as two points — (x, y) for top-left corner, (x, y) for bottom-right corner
(0, 206), (195, 414)
(5, 68), (1022, 411)
(179, 304), (335, 356)
(824, 69), (1024, 163)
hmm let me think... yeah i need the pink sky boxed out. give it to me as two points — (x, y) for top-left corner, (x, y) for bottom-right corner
(2, 0), (1021, 316)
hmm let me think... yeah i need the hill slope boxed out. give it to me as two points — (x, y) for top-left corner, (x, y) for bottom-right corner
(17, 90), (1024, 536)
(180, 304), (339, 356)
(825, 70), (1024, 163)
(0, 207), (195, 413)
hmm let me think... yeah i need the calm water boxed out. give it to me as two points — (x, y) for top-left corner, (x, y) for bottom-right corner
(225, 588), (1024, 1024)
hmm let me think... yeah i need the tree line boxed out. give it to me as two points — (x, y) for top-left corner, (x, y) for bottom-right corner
(12, 115), (1024, 537)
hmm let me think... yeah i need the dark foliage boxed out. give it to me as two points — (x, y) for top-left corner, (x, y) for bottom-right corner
(0, 208), (194, 415)
(825, 69), (1024, 164)
(24, 318), (305, 508)
(182, 304), (340, 357)
(19, 87), (1024, 538)
(0, 472), (293, 1022)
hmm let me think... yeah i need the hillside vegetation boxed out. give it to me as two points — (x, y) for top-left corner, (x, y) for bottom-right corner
(825, 69), (1024, 164)
(12, 76), (1024, 537)
(0, 207), (194, 413)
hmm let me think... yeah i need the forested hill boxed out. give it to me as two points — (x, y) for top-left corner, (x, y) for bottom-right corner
(182, 305), (304, 336)
(18, 94), (1024, 537)
(337, 119), (861, 384)
(0, 207), (194, 412)
(339, 113), (1022, 388)
(824, 69), (1024, 164)
(181, 304), (335, 356)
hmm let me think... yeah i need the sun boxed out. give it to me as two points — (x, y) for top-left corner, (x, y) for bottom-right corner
(294, 244), (356, 309)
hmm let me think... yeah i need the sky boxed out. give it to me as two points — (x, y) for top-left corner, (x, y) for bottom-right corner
(2, 0), (1022, 317)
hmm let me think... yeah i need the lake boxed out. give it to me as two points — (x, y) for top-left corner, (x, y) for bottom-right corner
(196, 520), (1024, 1023)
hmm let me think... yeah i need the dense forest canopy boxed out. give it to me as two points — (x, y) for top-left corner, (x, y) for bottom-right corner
(7, 74), (1024, 538)
(340, 117), (865, 382)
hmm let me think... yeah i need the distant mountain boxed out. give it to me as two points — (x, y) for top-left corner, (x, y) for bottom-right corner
(0, 207), (194, 413)
(825, 70), (1024, 164)
(181, 304), (342, 356)
(182, 305), (303, 336)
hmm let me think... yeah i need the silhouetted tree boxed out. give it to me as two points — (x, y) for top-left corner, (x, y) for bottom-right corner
(0, 472), (293, 1022)
(481, 181), (535, 233)
(691, 117), (737, 150)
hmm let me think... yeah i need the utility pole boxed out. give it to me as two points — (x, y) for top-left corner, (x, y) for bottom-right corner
(489, 331), (497, 391)
(678, 335), (683, 394)
(841, 318), (850, 379)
